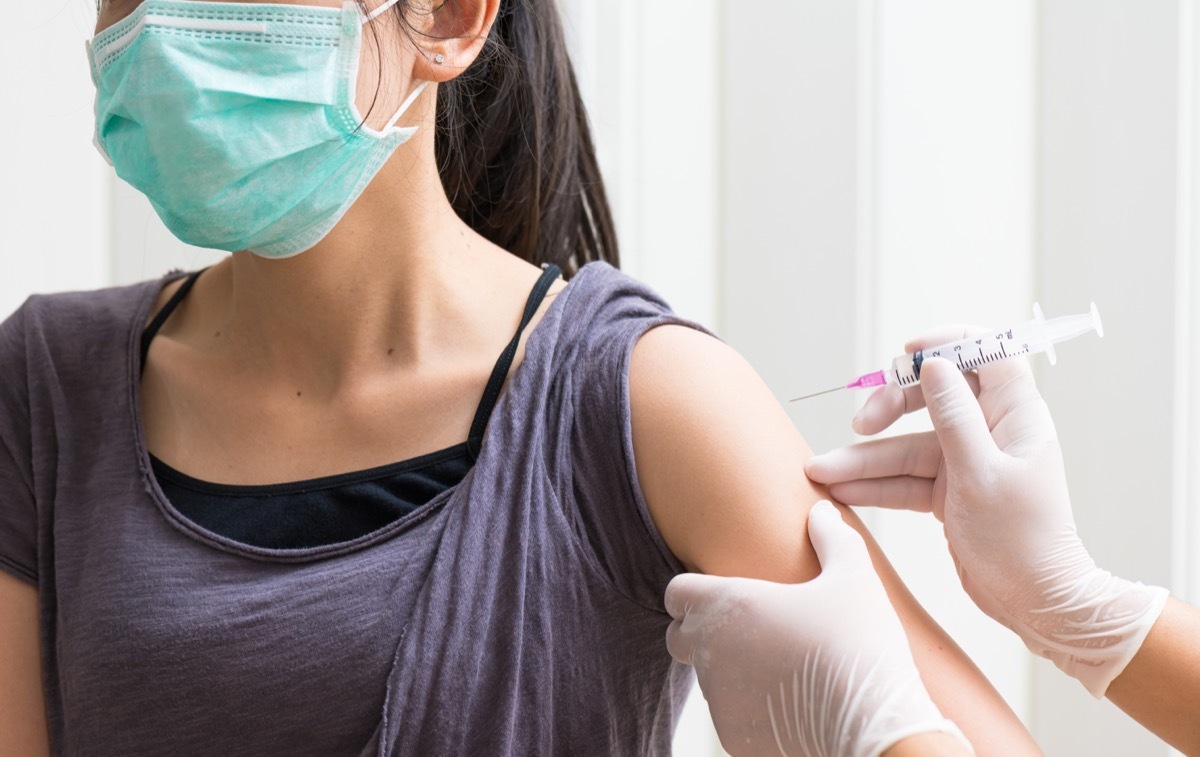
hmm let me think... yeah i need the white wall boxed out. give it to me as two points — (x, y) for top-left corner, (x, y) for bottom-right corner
(559, 0), (720, 329)
(1034, 1), (1198, 753)
(0, 3), (109, 316)
(1188, 0), (1200, 615)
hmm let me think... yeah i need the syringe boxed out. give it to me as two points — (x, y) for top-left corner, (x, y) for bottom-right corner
(789, 303), (1103, 402)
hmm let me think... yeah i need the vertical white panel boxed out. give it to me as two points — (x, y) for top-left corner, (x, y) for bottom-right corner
(633, 3), (719, 327)
(1182, 0), (1200, 613)
(1037, 1), (1182, 754)
(871, 0), (1036, 724)
(1174, 0), (1194, 612)
(559, 0), (719, 327)
(721, 0), (865, 456)
(559, 0), (642, 275)
(0, 3), (109, 314)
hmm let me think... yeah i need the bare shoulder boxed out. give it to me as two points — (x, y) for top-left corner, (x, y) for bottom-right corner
(629, 324), (824, 580)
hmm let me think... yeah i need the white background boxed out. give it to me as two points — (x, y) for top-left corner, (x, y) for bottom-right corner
(3, 1), (1199, 755)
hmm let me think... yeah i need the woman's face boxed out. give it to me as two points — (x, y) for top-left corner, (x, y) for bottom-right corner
(96, 0), (344, 33)
(93, 0), (423, 134)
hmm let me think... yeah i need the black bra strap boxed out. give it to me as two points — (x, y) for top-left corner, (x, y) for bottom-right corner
(467, 264), (562, 459)
(140, 269), (205, 377)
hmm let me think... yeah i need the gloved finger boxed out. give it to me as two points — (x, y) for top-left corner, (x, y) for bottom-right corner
(665, 572), (765, 667)
(851, 383), (914, 436)
(963, 369), (981, 395)
(902, 324), (989, 355)
(805, 431), (943, 483)
(855, 325), (981, 438)
(920, 359), (998, 472)
(664, 618), (693, 665)
(851, 372), (980, 436)
(828, 476), (936, 515)
(664, 573), (727, 666)
(945, 541), (962, 578)
(973, 357), (1045, 434)
(664, 572), (727, 621)
(807, 501), (873, 574)
(930, 467), (949, 522)
(881, 326), (994, 436)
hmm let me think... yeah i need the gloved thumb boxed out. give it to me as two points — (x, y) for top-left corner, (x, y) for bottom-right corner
(807, 501), (872, 575)
(664, 572), (753, 667)
(919, 359), (997, 472)
(664, 572), (735, 622)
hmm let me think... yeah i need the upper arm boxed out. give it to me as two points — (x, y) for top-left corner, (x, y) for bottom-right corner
(0, 570), (49, 756)
(629, 325), (1040, 756)
(0, 304), (49, 755)
(629, 325), (820, 581)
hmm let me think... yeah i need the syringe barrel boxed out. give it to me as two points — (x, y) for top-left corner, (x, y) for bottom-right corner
(883, 304), (1102, 387)
(887, 352), (921, 387)
(887, 322), (1044, 386)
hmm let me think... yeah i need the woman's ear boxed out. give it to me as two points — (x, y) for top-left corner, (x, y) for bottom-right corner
(408, 0), (501, 83)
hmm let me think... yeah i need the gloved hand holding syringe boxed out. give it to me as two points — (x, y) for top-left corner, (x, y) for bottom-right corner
(790, 302), (1104, 402)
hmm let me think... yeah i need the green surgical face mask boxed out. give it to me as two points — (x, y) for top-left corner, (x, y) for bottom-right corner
(87, 0), (426, 258)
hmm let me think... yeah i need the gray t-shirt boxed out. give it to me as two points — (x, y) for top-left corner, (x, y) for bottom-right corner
(0, 262), (697, 756)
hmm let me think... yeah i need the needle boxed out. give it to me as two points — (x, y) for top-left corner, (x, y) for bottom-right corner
(788, 385), (847, 402)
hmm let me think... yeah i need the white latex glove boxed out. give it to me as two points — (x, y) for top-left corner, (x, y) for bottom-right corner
(805, 344), (1169, 698)
(665, 501), (968, 757)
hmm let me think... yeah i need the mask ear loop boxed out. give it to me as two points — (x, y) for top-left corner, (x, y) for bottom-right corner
(385, 80), (429, 130)
(358, 0), (431, 132)
(360, 0), (404, 24)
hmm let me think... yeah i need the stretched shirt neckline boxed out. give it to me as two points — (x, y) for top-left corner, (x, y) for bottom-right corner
(124, 266), (579, 564)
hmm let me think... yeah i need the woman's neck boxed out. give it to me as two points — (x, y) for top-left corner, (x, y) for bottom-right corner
(183, 137), (532, 398)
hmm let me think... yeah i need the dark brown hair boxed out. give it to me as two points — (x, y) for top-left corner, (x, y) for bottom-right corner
(367, 0), (619, 277)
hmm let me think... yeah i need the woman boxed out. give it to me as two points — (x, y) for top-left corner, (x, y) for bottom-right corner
(0, 0), (1037, 753)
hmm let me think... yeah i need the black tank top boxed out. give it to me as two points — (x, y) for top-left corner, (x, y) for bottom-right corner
(140, 264), (562, 550)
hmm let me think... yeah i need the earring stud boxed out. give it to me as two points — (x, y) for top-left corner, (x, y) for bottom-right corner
(434, 53), (445, 65)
